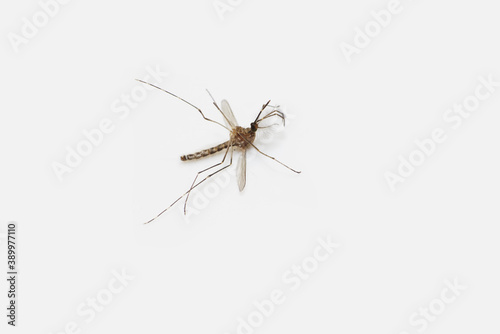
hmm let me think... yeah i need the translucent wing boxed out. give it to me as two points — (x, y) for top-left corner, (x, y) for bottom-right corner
(237, 149), (247, 192)
(221, 99), (238, 129)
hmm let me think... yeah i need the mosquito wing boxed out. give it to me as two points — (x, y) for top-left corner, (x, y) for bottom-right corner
(221, 99), (239, 129)
(237, 149), (247, 192)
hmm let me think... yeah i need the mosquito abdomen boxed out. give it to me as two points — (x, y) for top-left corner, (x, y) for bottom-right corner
(180, 141), (230, 161)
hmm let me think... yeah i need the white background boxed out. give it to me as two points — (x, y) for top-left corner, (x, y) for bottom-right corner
(1, 0), (499, 333)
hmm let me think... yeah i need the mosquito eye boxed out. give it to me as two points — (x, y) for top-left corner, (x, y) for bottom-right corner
(251, 123), (258, 132)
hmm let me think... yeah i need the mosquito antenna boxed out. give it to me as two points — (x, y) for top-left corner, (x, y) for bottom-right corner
(254, 100), (271, 123)
(136, 79), (230, 132)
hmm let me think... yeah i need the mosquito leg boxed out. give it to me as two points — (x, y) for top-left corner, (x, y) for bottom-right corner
(183, 143), (232, 214)
(205, 89), (235, 127)
(262, 110), (284, 120)
(260, 110), (285, 125)
(238, 135), (301, 174)
(205, 89), (220, 110)
(253, 100), (271, 123)
(144, 148), (234, 224)
(136, 80), (231, 132)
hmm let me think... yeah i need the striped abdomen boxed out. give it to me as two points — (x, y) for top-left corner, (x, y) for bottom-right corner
(180, 141), (230, 161)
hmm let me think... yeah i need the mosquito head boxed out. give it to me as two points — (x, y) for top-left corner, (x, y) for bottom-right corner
(250, 122), (258, 132)
(252, 100), (286, 132)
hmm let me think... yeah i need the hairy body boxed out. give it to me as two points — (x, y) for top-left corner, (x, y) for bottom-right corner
(180, 126), (256, 161)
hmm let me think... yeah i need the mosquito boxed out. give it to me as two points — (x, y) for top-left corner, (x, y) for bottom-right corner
(137, 80), (301, 224)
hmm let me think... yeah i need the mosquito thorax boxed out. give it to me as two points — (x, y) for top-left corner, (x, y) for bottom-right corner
(250, 122), (258, 132)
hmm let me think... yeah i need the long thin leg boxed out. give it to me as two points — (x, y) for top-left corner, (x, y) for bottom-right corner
(183, 143), (232, 214)
(204, 89), (234, 127)
(253, 100), (271, 123)
(259, 110), (285, 126)
(238, 135), (301, 174)
(136, 80), (231, 132)
(144, 148), (234, 224)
